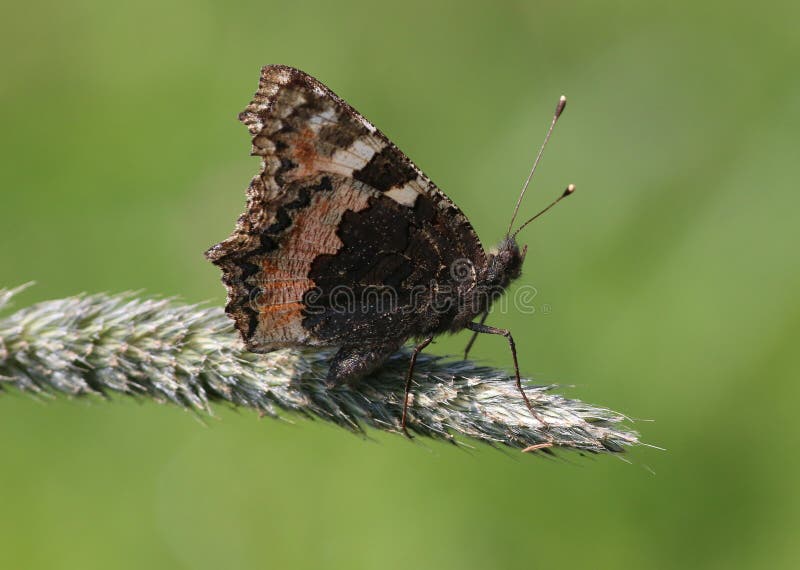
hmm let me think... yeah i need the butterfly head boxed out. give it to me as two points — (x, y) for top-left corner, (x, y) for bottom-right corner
(485, 237), (527, 290)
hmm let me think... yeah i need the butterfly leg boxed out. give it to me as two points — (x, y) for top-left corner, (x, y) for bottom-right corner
(465, 322), (548, 428)
(463, 310), (488, 360)
(401, 335), (435, 438)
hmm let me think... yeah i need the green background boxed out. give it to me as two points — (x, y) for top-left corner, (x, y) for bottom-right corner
(2, 1), (798, 568)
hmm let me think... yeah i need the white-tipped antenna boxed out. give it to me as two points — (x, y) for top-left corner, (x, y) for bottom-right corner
(506, 95), (567, 237)
(512, 184), (575, 239)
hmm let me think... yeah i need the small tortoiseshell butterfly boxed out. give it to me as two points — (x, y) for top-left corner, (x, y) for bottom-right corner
(206, 65), (573, 435)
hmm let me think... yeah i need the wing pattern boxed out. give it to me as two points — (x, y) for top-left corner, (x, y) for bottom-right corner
(206, 65), (486, 350)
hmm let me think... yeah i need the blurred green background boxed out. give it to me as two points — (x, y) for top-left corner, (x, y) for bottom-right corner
(2, 0), (798, 568)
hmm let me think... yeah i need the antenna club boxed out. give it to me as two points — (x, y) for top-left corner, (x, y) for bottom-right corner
(564, 183), (576, 196)
(555, 95), (567, 118)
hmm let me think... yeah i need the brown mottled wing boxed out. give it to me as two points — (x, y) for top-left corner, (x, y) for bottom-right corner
(205, 65), (485, 351)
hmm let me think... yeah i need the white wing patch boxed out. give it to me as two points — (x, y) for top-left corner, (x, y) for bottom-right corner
(385, 184), (419, 207)
(330, 137), (380, 171)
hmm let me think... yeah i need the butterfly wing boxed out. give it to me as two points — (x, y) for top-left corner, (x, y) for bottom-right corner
(206, 65), (486, 351)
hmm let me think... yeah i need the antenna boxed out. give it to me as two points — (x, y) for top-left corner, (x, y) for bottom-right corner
(511, 184), (575, 239)
(505, 95), (568, 237)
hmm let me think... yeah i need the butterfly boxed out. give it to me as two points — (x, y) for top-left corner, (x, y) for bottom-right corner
(205, 65), (573, 435)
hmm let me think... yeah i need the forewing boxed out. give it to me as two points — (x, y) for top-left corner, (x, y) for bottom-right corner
(206, 65), (485, 350)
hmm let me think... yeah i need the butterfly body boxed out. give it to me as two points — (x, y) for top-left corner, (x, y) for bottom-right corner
(206, 65), (528, 387)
